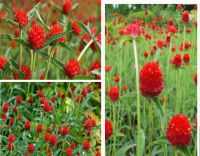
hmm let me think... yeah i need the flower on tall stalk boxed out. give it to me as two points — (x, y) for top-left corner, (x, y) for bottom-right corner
(124, 19), (143, 36)
(105, 119), (113, 139)
(108, 86), (119, 101)
(139, 62), (164, 97)
(166, 114), (192, 146)
(65, 59), (80, 78)
(14, 9), (28, 28)
(182, 11), (190, 23)
(171, 53), (182, 67)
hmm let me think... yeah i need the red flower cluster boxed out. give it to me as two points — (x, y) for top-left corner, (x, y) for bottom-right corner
(105, 119), (112, 139)
(166, 114), (192, 146)
(14, 9), (28, 28)
(63, 0), (72, 15)
(139, 62), (164, 97)
(28, 24), (45, 49)
(82, 140), (90, 150)
(65, 59), (80, 78)
(72, 22), (82, 35)
(108, 86), (119, 101)
(182, 11), (189, 23)
(47, 22), (65, 42)
(0, 56), (7, 70)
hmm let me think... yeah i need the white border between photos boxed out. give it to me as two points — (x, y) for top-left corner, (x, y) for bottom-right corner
(102, 0), (200, 156)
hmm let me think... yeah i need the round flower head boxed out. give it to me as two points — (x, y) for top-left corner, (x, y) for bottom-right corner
(65, 59), (80, 78)
(108, 86), (119, 101)
(14, 9), (28, 28)
(63, 0), (72, 15)
(90, 61), (101, 79)
(46, 22), (65, 43)
(82, 140), (90, 150)
(183, 53), (190, 63)
(65, 147), (73, 156)
(72, 22), (82, 35)
(28, 24), (45, 49)
(182, 11), (189, 23)
(105, 119), (112, 139)
(8, 133), (16, 142)
(24, 120), (31, 130)
(0, 56), (7, 70)
(171, 54), (182, 67)
(124, 19), (143, 36)
(49, 135), (57, 146)
(20, 65), (31, 80)
(3, 102), (9, 113)
(166, 114), (192, 146)
(139, 62), (164, 97)
(27, 144), (34, 153)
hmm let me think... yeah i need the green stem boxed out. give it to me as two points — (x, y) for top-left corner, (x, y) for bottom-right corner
(32, 52), (37, 79)
(45, 46), (54, 79)
(30, 50), (34, 79)
(133, 39), (141, 156)
(77, 39), (93, 61)
(148, 101), (153, 155)
(20, 29), (23, 67)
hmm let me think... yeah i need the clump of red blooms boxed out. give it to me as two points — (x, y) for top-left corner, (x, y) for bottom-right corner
(28, 24), (45, 49)
(90, 61), (101, 79)
(72, 21), (82, 35)
(63, 0), (72, 15)
(124, 19), (143, 36)
(166, 114), (192, 146)
(65, 59), (80, 78)
(171, 53), (190, 67)
(14, 9), (28, 28)
(46, 22), (65, 42)
(108, 86), (119, 101)
(105, 119), (113, 139)
(27, 144), (35, 153)
(82, 140), (90, 150)
(0, 56), (7, 70)
(139, 62), (164, 97)
(182, 11), (190, 23)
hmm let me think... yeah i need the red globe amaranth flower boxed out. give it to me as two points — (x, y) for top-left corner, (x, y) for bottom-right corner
(166, 114), (192, 146)
(24, 120), (31, 130)
(183, 53), (190, 63)
(108, 86), (119, 101)
(14, 9), (28, 28)
(90, 61), (101, 79)
(59, 125), (70, 136)
(20, 65), (31, 79)
(122, 85), (127, 91)
(63, 0), (72, 15)
(168, 18), (174, 26)
(65, 147), (73, 156)
(124, 19), (143, 36)
(37, 124), (43, 133)
(105, 119), (112, 139)
(72, 22), (81, 35)
(143, 51), (148, 58)
(0, 56), (7, 70)
(156, 40), (164, 48)
(49, 135), (57, 146)
(105, 65), (111, 72)
(96, 151), (101, 156)
(171, 54), (182, 67)
(82, 140), (90, 150)
(27, 144), (34, 153)
(47, 22), (65, 43)
(8, 134), (16, 142)
(28, 24), (45, 49)
(65, 59), (80, 78)
(182, 11), (189, 23)
(177, 4), (182, 10)
(140, 62), (164, 97)
(16, 95), (23, 104)
(37, 90), (44, 97)
(3, 102), (9, 113)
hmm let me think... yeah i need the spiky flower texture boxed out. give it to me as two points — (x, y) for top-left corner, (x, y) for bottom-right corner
(139, 62), (164, 97)
(166, 114), (192, 146)
(14, 9), (28, 28)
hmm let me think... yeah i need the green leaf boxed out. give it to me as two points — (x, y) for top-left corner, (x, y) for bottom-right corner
(66, 22), (72, 40)
(27, 2), (41, 20)
(53, 148), (61, 156)
(137, 129), (145, 156)
(116, 142), (136, 156)
(77, 22), (92, 37)
(38, 51), (66, 73)
(72, 3), (79, 11)
(42, 32), (67, 48)
(8, 59), (23, 76)
(58, 42), (71, 52)
(74, 75), (95, 80)
(94, 40), (101, 52)
(0, 3), (14, 19)
(36, 10), (49, 31)
(0, 33), (31, 48)
(80, 92), (94, 108)
(1, 18), (19, 28)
